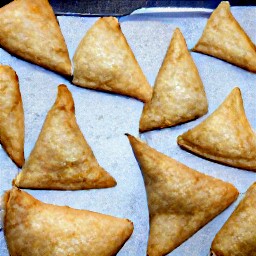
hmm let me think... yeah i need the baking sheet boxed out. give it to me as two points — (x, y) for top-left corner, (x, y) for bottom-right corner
(1, 6), (256, 256)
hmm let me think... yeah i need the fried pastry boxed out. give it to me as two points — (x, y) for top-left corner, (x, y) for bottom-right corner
(127, 134), (238, 256)
(72, 17), (152, 102)
(14, 85), (116, 190)
(211, 183), (256, 256)
(0, 0), (72, 76)
(193, 1), (256, 72)
(178, 87), (256, 170)
(139, 28), (208, 132)
(0, 65), (24, 167)
(3, 188), (134, 256)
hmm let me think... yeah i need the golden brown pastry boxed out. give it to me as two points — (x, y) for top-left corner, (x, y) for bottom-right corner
(3, 188), (134, 256)
(193, 1), (256, 72)
(72, 17), (152, 102)
(127, 134), (238, 256)
(0, 0), (71, 76)
(139, 28), (208, 132)
(211, 183), (256, 256)
(178, 87), (256, 170)
(0, 65), (24, 167)
(14, 85), (116, 190)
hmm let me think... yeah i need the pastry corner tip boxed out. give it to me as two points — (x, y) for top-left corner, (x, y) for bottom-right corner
(125, 133), (135, 142)
(177, 135), (184, 145)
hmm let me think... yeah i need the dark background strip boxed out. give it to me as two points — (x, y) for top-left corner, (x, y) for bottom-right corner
(0, 0), (255, 16)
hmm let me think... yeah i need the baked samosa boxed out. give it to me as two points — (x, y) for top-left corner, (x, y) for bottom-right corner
(3, 188), (133, 256)
(14, 85), (116, 189)
(178, 87), (256, 170)
(140, 28), (208, 132)
(211, 183), (256, 256)
(193, 1), (256, 72)
(73, 17), (152, 102)
(0, 65), (24, 167)
(0, 0), (72, 75)
(127, 134), (238, 256)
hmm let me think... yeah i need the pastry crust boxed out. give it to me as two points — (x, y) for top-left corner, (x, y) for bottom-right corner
(14, 85), (116, 190)
(0, 65), (24, 167)
(211, 183), (256, 256)
(139, 28), (208, 132)
(72, 17), (152, 102)
(193, 1), (256, 72)
(127, 134), (238, 256)
(3, 188), (134, 256)
(0, 0), (72, 76)
(178, 87), (256, 170)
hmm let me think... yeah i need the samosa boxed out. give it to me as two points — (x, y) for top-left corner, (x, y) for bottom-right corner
(193, 1), (256, 72)
(14, 85), (116, 190)
(127, 134), (238, 256)
(0, 65), (24, 167)
(3, 188), (133, 256)
(0, 0), (72, 75)
(140, 28), (208, 132)
(211, 183), (256, 256)
(178, 87), (256, 170)
(72, 17), (152, 102)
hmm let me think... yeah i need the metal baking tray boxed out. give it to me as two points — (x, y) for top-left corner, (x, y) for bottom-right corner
(1, 5), (256, 256)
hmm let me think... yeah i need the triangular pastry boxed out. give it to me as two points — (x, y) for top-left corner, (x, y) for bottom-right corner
(0, 0), (72, 76)
(193, 1), (256, 73)
(127, 134), (238, 256)
(139, 28), (208, 132)
(3, 188), (134, 256)
(14, 85), (116, 190)
(178, 87), (256, 170)
(72, 17), (152, 102)
(0, 65), (24, 167)
(211, 183), (256, 256)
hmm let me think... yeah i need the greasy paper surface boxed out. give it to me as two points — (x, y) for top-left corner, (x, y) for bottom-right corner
(0, 6), (256, 256)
